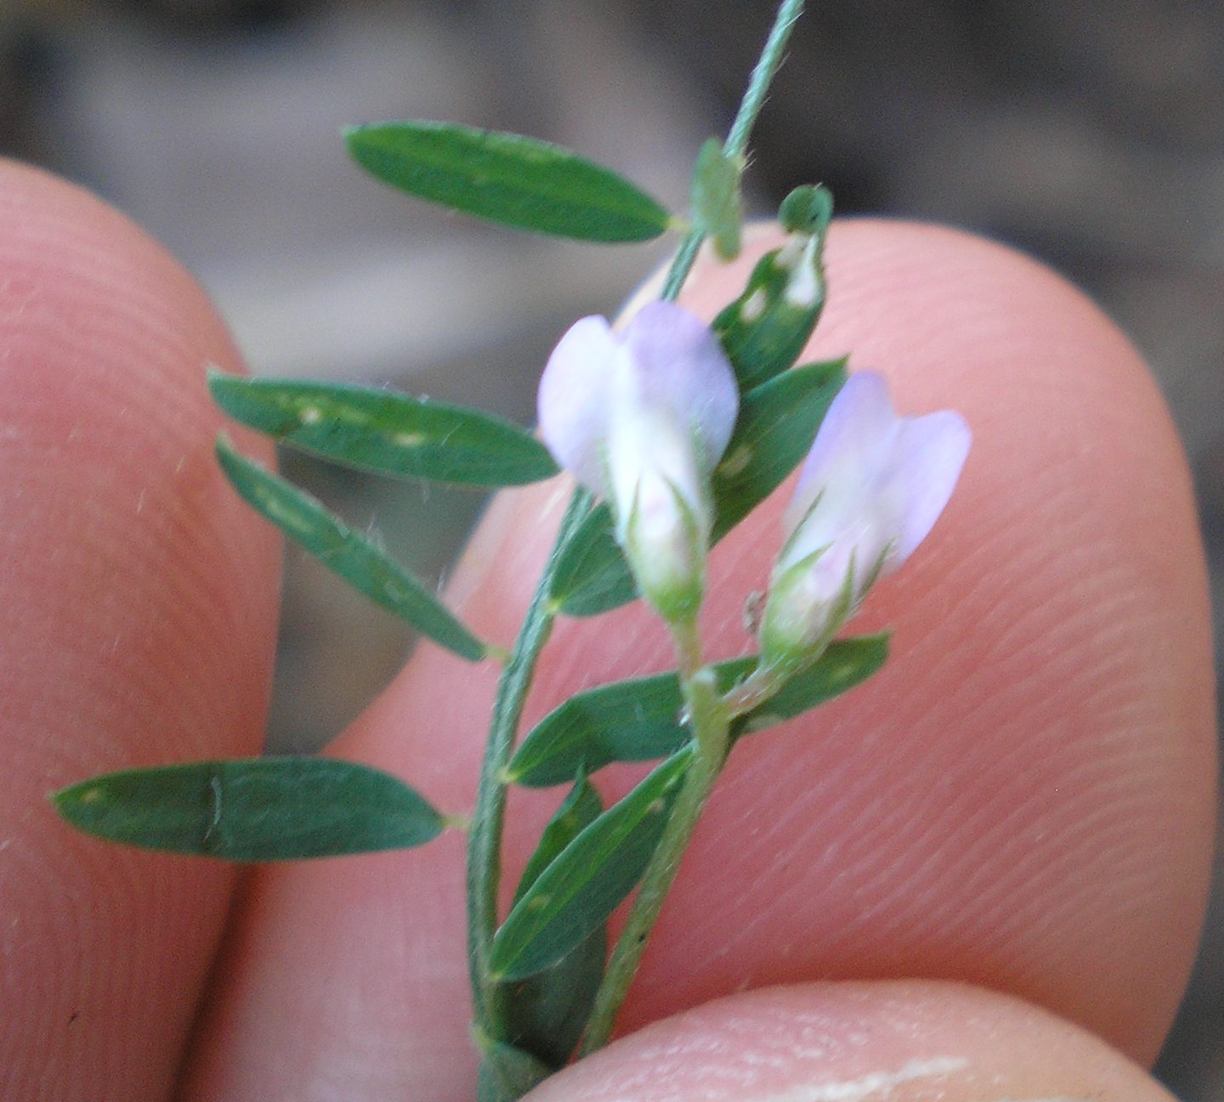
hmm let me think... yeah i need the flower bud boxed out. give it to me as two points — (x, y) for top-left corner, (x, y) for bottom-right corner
(759, 372), (971, 672)
(538, 301), (739, 621)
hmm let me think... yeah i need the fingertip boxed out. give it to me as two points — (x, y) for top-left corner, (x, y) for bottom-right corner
(624, 219), (1215, 1062)
(526, 981), (1175, 1102)
(489, 220), (1212, 1060)
(1, 159), (281, 1097)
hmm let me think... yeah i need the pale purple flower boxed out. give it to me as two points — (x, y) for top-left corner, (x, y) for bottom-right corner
(760, 371), (971, 669)
(538, 301), (739, 620)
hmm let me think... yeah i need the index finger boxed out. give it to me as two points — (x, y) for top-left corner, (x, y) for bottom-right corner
(182, 220), (1214, 1100)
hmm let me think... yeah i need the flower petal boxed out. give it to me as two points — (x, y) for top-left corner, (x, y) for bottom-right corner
(605, 395), (705, 537)
(538, 301), (739, 623)
(538, 302), (739, 504)
(762, 370), (971, 670)
(782, 372), (898, 539)
(537, 315), (620, 494)
(878, 409), (972, 567)
(619, 301), (740, 473)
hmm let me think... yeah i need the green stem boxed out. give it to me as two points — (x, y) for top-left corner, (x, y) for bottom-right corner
(669, 616), (703, 680)
(724, 0), (805, 161)
(659, 0), (805, 303)
(465, 488), (592, 1033)
(579, 666), (730, 1055)
(720, 664), (788, 719)
(466, 0), (806, 1055)
(577, 0), (808, 1053)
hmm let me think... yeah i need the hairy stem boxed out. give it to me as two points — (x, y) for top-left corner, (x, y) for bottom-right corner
(465, 0), (807, 1057)
(465, 489), (592, 1033)
(579, 665), (730, 1054)
(577, 0), (808, 1051)
(659, 0), (806, 302)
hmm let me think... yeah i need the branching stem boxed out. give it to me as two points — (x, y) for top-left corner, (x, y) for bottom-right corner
(465, 0), (806, 1063)
(659, 0), (806, 303)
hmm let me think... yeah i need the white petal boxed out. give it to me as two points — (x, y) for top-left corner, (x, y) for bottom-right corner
(619, 301), (740, 473)
(776, 370), (970, 613)
(537, 302), (739, 515)
(537, 315), (620, 494)
(783, 372), (898, 540)
(778, 373), (895, 573)
(606, 394), (706, 539)
(877, 409), (972, 569)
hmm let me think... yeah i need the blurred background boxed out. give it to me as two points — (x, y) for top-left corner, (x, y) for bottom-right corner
(1, 0), (1219, 1095)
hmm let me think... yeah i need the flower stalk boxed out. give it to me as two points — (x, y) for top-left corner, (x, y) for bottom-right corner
(467, 0), (810, 1063)
(579, 664), (730, 1056)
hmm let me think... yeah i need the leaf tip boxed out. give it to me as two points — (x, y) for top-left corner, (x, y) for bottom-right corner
(340, 123), (368, 149)
(48, 782), (78, 813)
(50, 778), (107, 832)
(206, 368), (242, 407)
(485, 643), (513, 666)
(213, 432), (242, 471)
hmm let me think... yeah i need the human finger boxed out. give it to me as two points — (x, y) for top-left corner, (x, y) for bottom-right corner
(0, 160), (281, 1100)
(181, 221), (1214, 1099)
(526, 980), (1179, 1102)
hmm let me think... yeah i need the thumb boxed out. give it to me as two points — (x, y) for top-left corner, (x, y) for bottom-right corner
(525, 980), (1178, 1102)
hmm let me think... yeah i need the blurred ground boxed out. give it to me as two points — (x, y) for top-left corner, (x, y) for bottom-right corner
(1, 0), (1219, 1095)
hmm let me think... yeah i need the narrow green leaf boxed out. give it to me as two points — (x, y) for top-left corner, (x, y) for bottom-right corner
(500, 776), (606, 1068)
(509, 665), (724, 788)
(209, 371), (558, 488)
(491, 750), (691, 980)
(550, 360), (847, 617)
(345, 121), (672, 243)
(477, 1040), (553, 1102)
(546, 501), (635, 617)
(713, 185), (833, 390)
(513, 774), (604, 904)
(216, 437), (488, 661)
(507, 636), (888, 788)
(53, 758), (445, 860)
(736, 634), (889, 734)
(690, 137), (742, 260)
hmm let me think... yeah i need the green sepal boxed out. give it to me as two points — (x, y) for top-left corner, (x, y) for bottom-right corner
(549, 360), (847, 617)
(52, 758), (446, 860)
(760, 540), (878, 682)
(476, 1038), (553, 1102)
(345, 120), (672, 243)
(712, 184), (833, 390)
(215, 436), (489, 662)
(622, 473), (705, 624)
(209, 371), (558, 488)
(507, 635), (888, 788)
(690, 137), (742, 260)
(490, 750), (690, 980)
(498, 775), (606, 1069)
